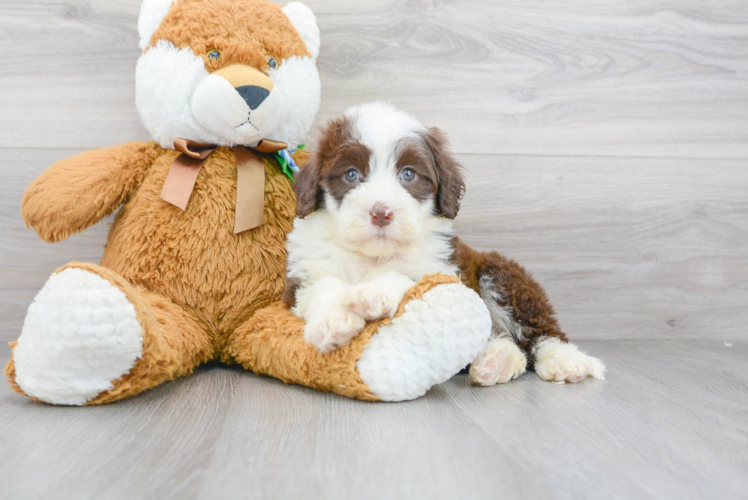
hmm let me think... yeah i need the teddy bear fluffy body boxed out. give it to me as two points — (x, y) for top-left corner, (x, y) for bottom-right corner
(5, 0), (492, 405)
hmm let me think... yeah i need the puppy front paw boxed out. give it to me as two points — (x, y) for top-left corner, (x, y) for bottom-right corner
(343, 282), (405, 321)
(304, 309), (366, 354)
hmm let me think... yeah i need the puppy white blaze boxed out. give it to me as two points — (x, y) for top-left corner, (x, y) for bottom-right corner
(325, 178), (433, 258)
(345, 102), (426, 157)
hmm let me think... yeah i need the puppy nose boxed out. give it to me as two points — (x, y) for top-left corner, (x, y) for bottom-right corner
(236, 85), (270, 110)
(370, 203), (393, 227)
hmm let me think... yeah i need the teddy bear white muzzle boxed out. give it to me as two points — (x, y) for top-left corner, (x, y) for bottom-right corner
(191, 64), (284, 146)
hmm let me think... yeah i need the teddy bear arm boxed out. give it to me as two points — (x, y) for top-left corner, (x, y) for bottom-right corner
(22, 141), (159, 243)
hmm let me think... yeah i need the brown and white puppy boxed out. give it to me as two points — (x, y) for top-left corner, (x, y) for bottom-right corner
(284, 102), (605, 385)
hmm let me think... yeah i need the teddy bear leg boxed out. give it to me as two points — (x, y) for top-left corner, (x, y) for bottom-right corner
(226, 274), (492, 402)
(5, 262), (213, 405)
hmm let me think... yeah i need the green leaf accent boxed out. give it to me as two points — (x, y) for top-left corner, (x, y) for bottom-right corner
(274, 152), (295, 181)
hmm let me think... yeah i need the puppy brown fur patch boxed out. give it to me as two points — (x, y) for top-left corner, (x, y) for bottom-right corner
(294, 116), (374, 217)
(395, 140), (438, 202)
(451, 237), (568, 362)
(322, 142), (372, 204)
(281, 275), (300, 308)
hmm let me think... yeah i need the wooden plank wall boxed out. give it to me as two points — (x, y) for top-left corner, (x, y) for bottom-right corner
(0, 0), (746, 341)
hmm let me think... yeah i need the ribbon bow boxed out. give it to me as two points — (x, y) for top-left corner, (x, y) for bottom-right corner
(160, 138), (294, 234)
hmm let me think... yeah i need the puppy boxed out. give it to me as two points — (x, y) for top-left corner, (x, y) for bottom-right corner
(283, 102), (605, 385)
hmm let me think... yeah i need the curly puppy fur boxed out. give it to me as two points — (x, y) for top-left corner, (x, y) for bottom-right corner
(285, 102), (605, 384)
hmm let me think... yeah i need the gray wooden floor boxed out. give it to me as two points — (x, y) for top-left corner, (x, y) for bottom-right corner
(1, 340), (746, 500)
(1, 0), (747, 499)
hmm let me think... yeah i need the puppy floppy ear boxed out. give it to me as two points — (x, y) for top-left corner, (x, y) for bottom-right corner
(294, 159), (322, 218)
(295, 115), (352, 217)
(421, 127), (465, 219)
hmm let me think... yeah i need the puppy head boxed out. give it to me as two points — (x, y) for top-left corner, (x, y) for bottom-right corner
(295, 102), (465, 257)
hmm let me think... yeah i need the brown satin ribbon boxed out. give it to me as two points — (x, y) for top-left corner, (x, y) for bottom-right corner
(160, 137), (287, 234)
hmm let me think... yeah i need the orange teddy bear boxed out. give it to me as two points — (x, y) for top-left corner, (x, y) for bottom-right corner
(5, 0), (491, 405)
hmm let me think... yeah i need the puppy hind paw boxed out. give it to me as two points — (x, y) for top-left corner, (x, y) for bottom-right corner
(469, 337), (527, 386)
(304, 309), (366, 354)
(534, 338), (606, 383)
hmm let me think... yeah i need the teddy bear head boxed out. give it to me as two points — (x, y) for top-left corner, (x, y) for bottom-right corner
(136, 0), (321, 150)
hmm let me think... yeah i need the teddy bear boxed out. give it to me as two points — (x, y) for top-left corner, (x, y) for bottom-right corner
(4, 0), (491, 405)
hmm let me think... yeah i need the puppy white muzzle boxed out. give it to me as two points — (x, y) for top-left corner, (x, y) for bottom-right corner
(191, 64), (283, 145)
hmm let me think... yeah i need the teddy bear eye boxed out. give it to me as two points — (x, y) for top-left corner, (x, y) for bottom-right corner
(267, 55), (279, 70)
(401, 168), (416, 182)
(207, 50), (221, 62)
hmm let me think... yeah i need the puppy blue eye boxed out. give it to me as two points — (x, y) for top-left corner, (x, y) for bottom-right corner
(267, 55), (279, 69)
(345, 169), (359, 182)
(401, 168), (415, 181)
(207, 50), (221, 62)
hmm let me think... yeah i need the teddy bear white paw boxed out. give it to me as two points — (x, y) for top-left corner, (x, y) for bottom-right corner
(469, 337), (527, 386)
(357, 283), (492, 401)
(304, 307), (366, 354)
(13, 268), (143, 405)
(534, 338), (606, 383)
(342, 281), (406, 321)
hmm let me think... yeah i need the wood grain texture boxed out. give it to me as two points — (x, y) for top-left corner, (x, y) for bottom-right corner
(1, 0), (746, 340)
(455, 154), (748, 340)
(0, 0), (747, 157)
(2, 149), (746, 341)
(0, 148), (109, 340)
(0, 340), (746, 500)
(1, 2), (747, 497)
(315, 0), (748, 158)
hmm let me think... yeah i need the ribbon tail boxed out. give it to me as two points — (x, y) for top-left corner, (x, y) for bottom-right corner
(161, 153), (206, 210)
(233, 147), (265, 234)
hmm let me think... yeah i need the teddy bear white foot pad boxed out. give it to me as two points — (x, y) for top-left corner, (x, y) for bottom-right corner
(356, 283), (491, 402)
(13, 268), (143, 405)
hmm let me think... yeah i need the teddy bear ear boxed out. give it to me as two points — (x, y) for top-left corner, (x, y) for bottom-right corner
(282, 2), (320, 59)
(138, 0), (176, 51)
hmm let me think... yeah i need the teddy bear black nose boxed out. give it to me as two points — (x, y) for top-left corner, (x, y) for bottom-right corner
(236, 85), (270, 110)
